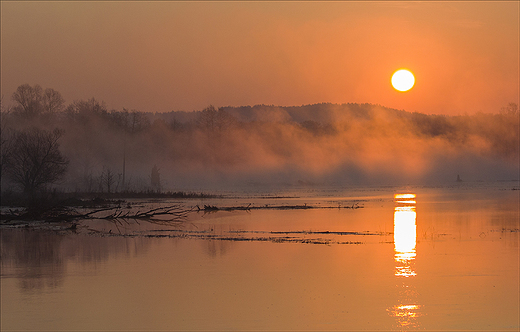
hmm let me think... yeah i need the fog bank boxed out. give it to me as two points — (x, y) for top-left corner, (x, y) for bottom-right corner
(2, 91), (518, 192)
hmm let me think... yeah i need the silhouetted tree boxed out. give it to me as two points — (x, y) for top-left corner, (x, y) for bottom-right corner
(11, 84), (65, 119)
(65, 98), (108, 122)
(42, 88), (65, 114)
(100, 167), (117, 193)
(0, 98), (13, 180)
(5, 128), (68, 194)
(0, 121), (14, 180)
(197, 105), (218, 131)
(196, 105), (236, 133)
(12, 84), (43, 118)
(129, 110), (150, 133)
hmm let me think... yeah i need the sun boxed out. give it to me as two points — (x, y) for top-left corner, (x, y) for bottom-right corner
(391, 69), (415, 92)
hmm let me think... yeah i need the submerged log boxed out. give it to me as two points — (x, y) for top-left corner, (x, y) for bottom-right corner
(196, 202), (362, 213)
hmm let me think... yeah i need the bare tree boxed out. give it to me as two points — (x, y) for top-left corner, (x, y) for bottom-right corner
(65, 98), (108, 121)
(197, 105), (218, 132)
(0, 97), (13, 180)
(115, 108), (150, 133)
(11, 84), (43, 118)
(100, 167), (119, 193)
(0, 120), (14, 180)
(42, 88), (65, 114)
(196, 105), (235, 133)
(5, 128), (68, 194)
(11, 84), (65, 118)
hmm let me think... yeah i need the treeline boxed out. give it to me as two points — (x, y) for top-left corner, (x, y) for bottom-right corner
(1, 84), (519, 195)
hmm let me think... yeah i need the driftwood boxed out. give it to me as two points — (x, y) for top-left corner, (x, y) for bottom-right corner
(82, 205), (191, 220)
(197, 203), (252, 212)
(196, 202), (362, 213)
(1, 205), (192, 224)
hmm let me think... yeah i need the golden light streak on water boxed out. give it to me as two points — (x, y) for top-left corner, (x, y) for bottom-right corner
(395, 199), (416, 204)
(388, 193), (422, 328)
(394, 205), (417, 277)
(388, 303), (422, 327)
(397, 304), (419, 311)
(394, 193), (416, 199)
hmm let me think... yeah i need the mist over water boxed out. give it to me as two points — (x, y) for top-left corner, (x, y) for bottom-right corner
(1, 90), (518, 193)
(2, 2), (518, 329)
(1, 83), (518, 330)
(1, 184), (518, 330)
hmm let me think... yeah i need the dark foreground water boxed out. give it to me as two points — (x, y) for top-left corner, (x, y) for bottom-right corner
(1, 182), (519, 330)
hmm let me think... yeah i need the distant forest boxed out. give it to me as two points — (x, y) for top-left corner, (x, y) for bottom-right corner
(1, 84), (519, 193)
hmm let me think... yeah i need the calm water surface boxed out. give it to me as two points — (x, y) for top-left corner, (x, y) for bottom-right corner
(1, 183), (519, 330)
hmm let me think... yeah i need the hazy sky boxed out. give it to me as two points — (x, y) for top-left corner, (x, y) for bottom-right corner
(1, 1), (518, 115)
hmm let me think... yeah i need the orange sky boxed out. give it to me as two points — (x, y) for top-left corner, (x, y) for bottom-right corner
(1, 1), (518, 115)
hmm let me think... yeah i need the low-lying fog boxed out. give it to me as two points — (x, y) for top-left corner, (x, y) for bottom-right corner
(1, 85), (518, 193)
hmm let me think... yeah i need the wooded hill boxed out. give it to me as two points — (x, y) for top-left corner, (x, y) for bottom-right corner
(1, 84), (518, 193)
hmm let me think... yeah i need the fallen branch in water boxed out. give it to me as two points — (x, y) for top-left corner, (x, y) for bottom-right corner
(82, 205), (192, 222)
(196, 202), (363, 213)
(1, 205), (192, 224)
(197, 203), (252, 212)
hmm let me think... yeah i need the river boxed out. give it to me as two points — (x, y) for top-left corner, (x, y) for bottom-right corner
(1, 182), (518, 330)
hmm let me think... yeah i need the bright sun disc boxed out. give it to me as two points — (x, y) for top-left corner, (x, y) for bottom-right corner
(392, 69), (415, 92)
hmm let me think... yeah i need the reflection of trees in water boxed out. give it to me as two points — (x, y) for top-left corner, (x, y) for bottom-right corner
(60, 235), (152, 263)
(0, 229), (152, 292)
(1, 229), (66, 290)
(201, 224), (234, 258)
(204, 240), (232, 258)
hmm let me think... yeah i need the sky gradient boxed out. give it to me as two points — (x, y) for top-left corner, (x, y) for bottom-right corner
(1, 1), (518, 115)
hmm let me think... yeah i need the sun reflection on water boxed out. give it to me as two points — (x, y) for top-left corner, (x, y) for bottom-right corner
(394, 205), (417, 277)
(387, 193), (422, 329)
(388, 304), (421, 325)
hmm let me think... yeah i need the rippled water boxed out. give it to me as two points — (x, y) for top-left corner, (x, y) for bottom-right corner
(1, 183), (518, 330)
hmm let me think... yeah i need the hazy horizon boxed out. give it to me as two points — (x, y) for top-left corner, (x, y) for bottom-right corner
(1, 1), (519, 193)
(1, 3), (519, 327)
(1, 2), (518, 115)
(2, 87), (518, 193)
